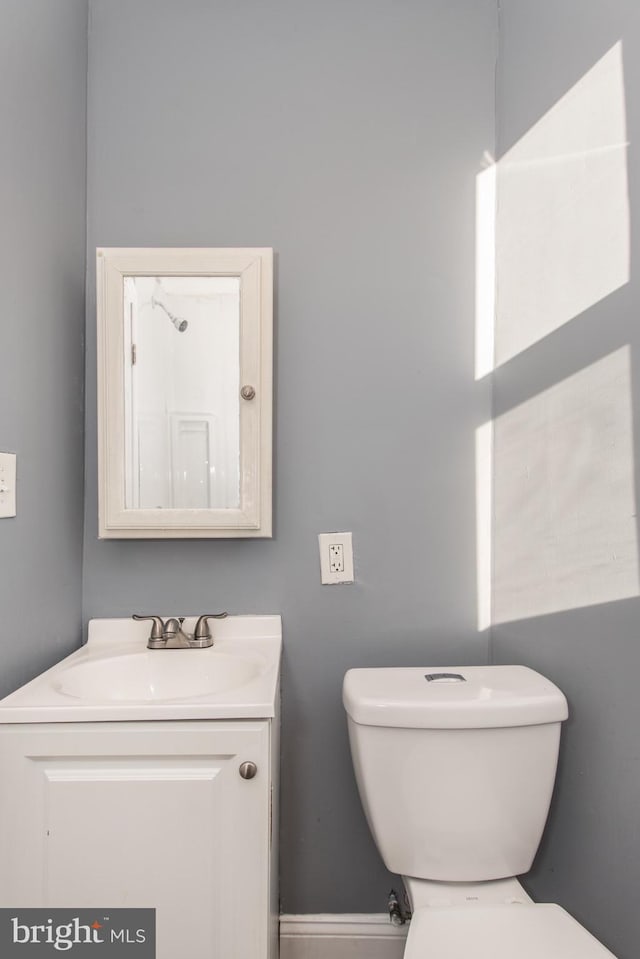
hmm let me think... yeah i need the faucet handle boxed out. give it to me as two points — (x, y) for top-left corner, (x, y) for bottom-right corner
(132, 614), (166, 648)
(193, 612), (228, 647)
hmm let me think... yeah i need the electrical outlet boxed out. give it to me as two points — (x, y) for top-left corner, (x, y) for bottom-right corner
(329, 543), (344, 573)
(0, 452), (16, 519)
(319, 532), (354, 585)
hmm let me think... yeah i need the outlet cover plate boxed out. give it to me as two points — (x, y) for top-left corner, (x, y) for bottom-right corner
(319, 531), (354, 585)
(0, 452), (16, 518)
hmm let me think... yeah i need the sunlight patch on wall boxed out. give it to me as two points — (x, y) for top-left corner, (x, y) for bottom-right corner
(475, 162), (496, 380)
(475, 418), (494, 631)
(492, 346), (639, 625)
(475, 42), (629, 378)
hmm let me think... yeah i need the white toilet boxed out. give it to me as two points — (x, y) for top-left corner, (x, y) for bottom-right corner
(343, 665), (618, 958)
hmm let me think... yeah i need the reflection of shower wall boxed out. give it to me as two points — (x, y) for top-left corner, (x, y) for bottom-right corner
(135, 413), (169, 508)
(163, 290), (240, 510)
(169, 412), (218, 509)
(128, 279), (240, 510)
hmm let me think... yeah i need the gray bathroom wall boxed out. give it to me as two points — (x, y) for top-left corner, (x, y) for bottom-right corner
(492, 2), (640, 957)
(83, 0), (497, 912)
(0, 1), (87, 695)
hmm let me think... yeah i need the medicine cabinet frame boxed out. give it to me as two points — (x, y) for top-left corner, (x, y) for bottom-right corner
(96, 247), (273, 538)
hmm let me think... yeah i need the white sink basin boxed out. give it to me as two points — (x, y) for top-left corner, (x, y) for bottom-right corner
(54, 650), (261, 702)
(0, 615), (281, 723)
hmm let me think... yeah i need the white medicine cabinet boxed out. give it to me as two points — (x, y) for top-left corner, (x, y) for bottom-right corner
(96, 248), (273, 538)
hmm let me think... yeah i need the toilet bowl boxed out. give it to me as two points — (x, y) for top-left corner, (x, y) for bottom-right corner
(404, 902), (614, 958)
(342, 665), (618, 958)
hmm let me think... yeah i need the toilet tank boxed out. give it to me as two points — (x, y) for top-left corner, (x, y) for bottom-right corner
(343, 665), (568, 883)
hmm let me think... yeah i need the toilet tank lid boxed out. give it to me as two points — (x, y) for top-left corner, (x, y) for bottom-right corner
(343, 666), (568, 729)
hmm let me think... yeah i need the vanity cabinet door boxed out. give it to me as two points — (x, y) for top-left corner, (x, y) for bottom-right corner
(0, 720), (272, 959)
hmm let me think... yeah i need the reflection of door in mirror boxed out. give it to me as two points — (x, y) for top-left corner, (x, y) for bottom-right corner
(123, 276), (240, 510)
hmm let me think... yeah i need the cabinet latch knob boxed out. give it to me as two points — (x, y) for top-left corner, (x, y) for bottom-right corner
(239, 761), (258, 780)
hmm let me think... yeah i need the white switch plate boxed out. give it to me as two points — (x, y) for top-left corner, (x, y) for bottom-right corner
(319, 531), (354, 585)
(0, 452), (16, 518)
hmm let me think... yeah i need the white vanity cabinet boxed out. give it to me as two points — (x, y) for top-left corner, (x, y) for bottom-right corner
(0, 719), (278, 959)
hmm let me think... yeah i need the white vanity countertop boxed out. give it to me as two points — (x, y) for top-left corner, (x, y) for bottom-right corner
(0, 615), (282, 724)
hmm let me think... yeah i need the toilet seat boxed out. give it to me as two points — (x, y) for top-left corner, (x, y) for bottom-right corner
(404, 903), (617, 958)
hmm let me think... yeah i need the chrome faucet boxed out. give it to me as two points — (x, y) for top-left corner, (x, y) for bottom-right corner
(132, 613), (227, 649)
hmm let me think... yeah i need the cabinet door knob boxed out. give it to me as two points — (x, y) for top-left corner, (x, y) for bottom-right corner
(240, 385), (256, 401)
(239, 761), (258, 780)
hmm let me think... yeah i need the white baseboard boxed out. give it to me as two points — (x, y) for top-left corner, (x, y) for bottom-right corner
(279, 914), (408, 959)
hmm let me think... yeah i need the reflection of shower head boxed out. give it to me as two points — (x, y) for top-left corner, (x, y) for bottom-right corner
(151, 295), (188, 333)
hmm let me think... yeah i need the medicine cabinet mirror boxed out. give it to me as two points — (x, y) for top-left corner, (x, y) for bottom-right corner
(97, 248), (272, 538)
